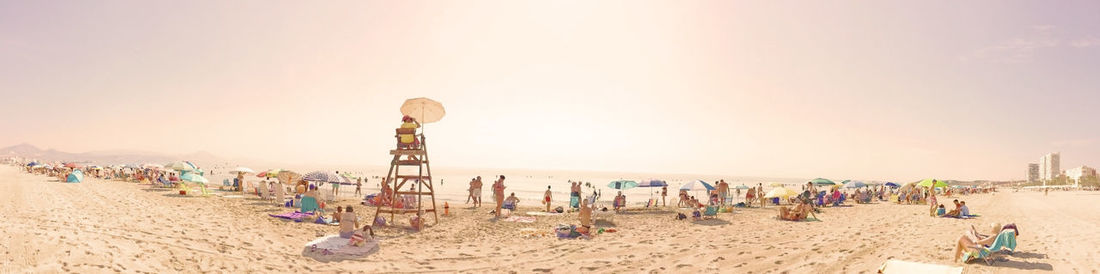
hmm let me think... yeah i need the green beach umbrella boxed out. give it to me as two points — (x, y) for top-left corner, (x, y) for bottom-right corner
(607, 180), (638, 190)
(810, 178), (836, 186)
(181, 173), (208, 184)
(917, 178), (947, 188)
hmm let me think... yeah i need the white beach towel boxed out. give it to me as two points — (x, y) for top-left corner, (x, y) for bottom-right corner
(303, 235), (380, 259)
(877, 259), (962, 274)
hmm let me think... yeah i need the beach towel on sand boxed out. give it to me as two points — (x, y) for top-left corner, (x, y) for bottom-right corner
(303, 235), (380, 259)
(877, 259), (962, 274)
(270, 211), (314, 221)
(526, 211), (561, 216)
(503, 216), (536, 223)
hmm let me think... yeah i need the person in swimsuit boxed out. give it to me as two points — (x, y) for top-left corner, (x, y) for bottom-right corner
(472, 176), (483, 207)
(544, 185), (553, 212)
(661, 185), (668, 207)
(577, 197), (593, 234)
(493, 175), (506, 217)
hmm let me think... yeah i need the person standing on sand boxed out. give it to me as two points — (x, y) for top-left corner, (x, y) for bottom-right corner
(467, 178), (476, 204)
(235, 172), (244, 192)
(577, 198), (593, 234)
(758, 184), (765, 208)
(717, 180), (729, 206)
(661, 185), (668, 207)
(493, 175), (506, 217)
(544, 186), (553, 212)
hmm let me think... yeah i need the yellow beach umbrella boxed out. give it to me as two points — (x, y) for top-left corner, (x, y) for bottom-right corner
(763, 187), (799, 198)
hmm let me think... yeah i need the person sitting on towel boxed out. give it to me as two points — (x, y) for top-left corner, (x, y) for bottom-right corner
(339, 206), (359, 239)
(577, 199), (593, 234)
(959, 201), (970, 217)
(613, 191), (626, 212)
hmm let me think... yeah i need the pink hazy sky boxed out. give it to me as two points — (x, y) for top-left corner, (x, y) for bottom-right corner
(3, 1), (1099, 181)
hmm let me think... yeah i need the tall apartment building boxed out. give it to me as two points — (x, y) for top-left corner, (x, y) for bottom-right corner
(1028, 163), (1039, 183)
(1039, 152), (1061, 184)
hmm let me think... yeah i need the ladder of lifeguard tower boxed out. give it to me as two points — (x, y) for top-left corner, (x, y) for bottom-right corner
(373, 136), (438, 227)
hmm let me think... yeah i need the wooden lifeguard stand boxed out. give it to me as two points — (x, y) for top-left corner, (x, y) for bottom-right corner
(372, 128), (438, 228)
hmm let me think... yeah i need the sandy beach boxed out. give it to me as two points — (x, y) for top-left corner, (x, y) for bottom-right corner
(2, 165), (1096, 273)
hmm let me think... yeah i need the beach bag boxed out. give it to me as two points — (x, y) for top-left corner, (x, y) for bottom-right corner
(554, 206), (564, 213)
(676, 213), (687, 220)
(374, 216), (386, 226)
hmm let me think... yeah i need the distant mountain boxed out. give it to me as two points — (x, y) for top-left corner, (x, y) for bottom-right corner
(0, 143), (228, 168)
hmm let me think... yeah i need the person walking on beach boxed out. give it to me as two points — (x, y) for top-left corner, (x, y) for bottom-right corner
(355, 178), (362, 196)
(467, 178), (476, 204)
(544, 186), (553, 212)
(472, 176), (483, 207)
(493, 175), (506, 217)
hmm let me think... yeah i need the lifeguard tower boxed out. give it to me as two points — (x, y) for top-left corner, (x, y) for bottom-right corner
(373, 98), (445, 228)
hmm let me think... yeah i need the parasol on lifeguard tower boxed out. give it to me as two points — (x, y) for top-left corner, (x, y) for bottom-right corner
(401, 97), (445, 123)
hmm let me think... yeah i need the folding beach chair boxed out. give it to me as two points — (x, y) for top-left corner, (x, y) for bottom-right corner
(702, 205), (719, 220)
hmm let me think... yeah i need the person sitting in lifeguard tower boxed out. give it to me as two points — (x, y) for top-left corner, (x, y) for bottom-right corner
(398, 115), (421, 149)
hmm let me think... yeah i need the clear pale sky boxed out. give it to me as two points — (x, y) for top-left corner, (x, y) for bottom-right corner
(2, 1), (1099, 181)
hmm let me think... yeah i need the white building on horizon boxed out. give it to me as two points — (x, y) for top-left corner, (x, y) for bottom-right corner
(1039, 152), (1061, 185)
(1065, 166), (1097, 187)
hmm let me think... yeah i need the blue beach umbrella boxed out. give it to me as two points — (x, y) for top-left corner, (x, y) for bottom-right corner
(680, 180), (715, 191)
(884, 182), (900, 188)
(637, 179), (668, 188)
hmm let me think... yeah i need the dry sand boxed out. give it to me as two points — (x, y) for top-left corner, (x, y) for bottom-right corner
(1, 165), (1097, 273)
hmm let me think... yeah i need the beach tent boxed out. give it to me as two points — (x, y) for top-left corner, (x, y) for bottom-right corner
(66, 169), (84, 183)
(810, 178), (836, 186)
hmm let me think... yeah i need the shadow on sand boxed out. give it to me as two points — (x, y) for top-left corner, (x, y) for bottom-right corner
(691, 219), (731, 226)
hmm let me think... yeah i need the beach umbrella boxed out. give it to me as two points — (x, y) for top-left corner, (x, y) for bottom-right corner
(340, 173), (359, 180)
(607, 180), (639, 190)
(277, 170), (302, 184)
(142, 163), (165, 170)
(810, 178), (836, 186)
(844, 181), (867, 189)
(679, 180), (715, 191)
(400, 97), (446, 124)
(26, 162), (38, 167)
(734, 184), (751, 189)
(763, 187), (799, 198)
(768, 182), (785, 187)
(66, 170), (84, 183)
(637, 179), (667, 187)
(63, 162), (81, 168)
(303, 171), (352, 185)
(164, 161), (198, 172)
(256, 169), (282, 178)
(180, 173), (208, 184)
(884, 182), (900, 188)
(228, 167), (255, 174)
(917, 179), (947, 188)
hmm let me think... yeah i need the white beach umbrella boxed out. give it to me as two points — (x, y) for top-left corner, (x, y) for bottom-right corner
(400, 97), (446, 124)
(228, 167), (255, 174)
